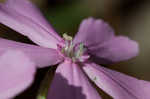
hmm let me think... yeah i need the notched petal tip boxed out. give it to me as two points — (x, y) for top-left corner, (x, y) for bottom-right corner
(89, 36), (139, 64)
(73, 17), (114, 47)
(114, 36), (139, 60)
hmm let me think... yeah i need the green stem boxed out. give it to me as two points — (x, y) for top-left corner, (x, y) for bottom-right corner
(37, 67), (55, 99)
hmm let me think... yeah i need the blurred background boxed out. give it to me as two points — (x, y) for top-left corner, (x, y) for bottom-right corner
(0, 0), (150, 99)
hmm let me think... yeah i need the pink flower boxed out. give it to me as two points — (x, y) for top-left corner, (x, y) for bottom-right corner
(0, 0), (150, 99)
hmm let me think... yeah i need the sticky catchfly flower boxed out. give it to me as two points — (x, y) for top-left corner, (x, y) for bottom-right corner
(0, 0), (150, 99)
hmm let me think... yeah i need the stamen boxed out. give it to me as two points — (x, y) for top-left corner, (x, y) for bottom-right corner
(75, 43), (84, 58)
(60, 33), (89, 62)
(63, 33), (72, 41)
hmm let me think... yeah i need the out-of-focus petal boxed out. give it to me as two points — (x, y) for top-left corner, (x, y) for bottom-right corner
(47, 60), (101, 99)
(0, 1), (64, 49)
(83, 63), (150, 99)
(0, 50), (36, 99)
(89, 36), (139, 64)
(0, 38), (63, 67)
(73, 18), (114, 47)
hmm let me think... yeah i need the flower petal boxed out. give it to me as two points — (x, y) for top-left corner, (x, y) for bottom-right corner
(6, 0), (61, 39)
(0, 1), (64, 48)
(0, 50), (36, 99)
(47, 60), (101, 99)
(89, 36), (139, 64)
(0, 38), (63, 67)
(73, 18), (114, 47)
(83, 63), (150, 99)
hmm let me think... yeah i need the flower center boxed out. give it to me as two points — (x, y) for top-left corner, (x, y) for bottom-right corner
(59, 33), (89, 62)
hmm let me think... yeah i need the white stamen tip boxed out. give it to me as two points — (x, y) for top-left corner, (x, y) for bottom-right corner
(63, 33), (72, 41)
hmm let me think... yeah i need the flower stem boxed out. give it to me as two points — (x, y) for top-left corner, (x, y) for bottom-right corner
(36, 67), (55, 99)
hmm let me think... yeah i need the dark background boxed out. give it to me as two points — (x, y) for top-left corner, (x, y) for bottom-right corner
(0, 0), (150, 99)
